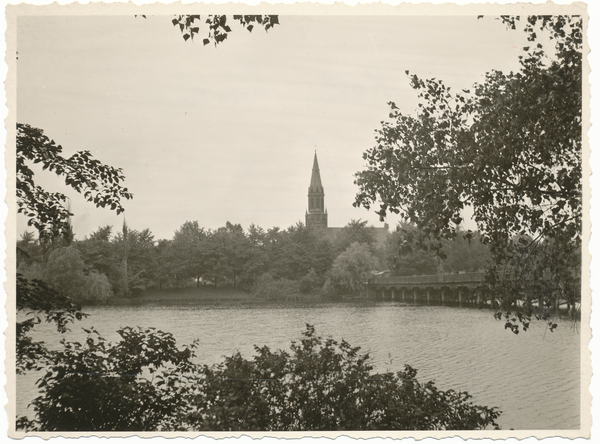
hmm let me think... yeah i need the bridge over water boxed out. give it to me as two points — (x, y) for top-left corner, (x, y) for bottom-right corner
(367, 271), (577, 312)
(367, 272), (491, 305)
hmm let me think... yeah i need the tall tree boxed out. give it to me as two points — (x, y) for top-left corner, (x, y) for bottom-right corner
(386, 223), (439, 277)
(333, 219), (378, 254)
(270, 223), (334, 281)
(77, 225), (120, 288)
(155, 239), (178, 289)
(214, 222), (252, 288)
(111, 220), (138, 297)
(440, 230), (491, 273)
(243, 223), (269, 286)
(328, 242), (379, 295)
(354, 16), (582, 331)
(127, 228), (160, 291)
(171, 221), (207, 287)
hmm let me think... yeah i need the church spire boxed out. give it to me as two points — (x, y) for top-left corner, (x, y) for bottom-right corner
(309, 152), (323, 191)
(306, 152), (327, 229)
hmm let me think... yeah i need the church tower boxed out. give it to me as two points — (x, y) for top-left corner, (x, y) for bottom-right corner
(305, 152), (328, 230)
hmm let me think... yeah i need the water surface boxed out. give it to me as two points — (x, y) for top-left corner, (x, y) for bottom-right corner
(18, 300), (580, 430)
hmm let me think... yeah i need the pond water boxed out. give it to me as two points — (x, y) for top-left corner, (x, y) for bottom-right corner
(17, 300), (581, 430)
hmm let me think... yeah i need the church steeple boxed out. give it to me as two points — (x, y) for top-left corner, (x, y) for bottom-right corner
(309, 152), (323, 193)
(306, 152), (328, 229)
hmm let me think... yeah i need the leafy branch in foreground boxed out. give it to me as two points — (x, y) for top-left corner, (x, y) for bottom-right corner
(170, 14), (279, 45)
(18, 325), (500, 431)
(17, 123), (133, 241)
(16, 274), (87, 374)
(354, 15), (582, 332)
(16, 123), (133, 378)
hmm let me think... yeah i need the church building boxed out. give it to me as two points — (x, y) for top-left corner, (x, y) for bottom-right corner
(305, 152), (389, 245)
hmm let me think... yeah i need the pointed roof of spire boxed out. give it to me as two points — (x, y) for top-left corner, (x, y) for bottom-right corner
(309, 152), (323, 190)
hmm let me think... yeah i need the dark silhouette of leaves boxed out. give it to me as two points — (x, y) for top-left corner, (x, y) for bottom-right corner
(19, 325), (500, 431)
(354, 16), (582, 332)
(170, 14), (279, 46)
(17, 123), (133, 241)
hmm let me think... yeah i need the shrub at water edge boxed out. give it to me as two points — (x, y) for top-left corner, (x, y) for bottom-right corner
(18, 325), (501, 431)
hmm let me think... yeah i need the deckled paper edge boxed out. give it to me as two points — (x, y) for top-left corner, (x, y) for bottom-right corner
(3, 1), (592, 441)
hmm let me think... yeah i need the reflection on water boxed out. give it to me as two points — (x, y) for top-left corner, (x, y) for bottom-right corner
(17, 300), (580, 430)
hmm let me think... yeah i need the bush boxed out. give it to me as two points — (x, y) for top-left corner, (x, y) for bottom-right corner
(320, 277), (338, 299)
(82, 270), (114, 303)
(44, 246), (113, 303)
(44, 246), (88, 302)
(19, 325), (501, 431)
(329, 242), (379, 295)
(298, 268), (323, 294)
(17, 327), (196, 431)
(251, 272), (300, 300)
(17, 260), (45, 282)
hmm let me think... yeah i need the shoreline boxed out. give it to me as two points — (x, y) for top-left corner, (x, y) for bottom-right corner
(79, 288), (582, 322)
(97, 286), (347, 306)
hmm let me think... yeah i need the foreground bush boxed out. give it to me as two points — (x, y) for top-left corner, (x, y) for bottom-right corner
(18, 325), (500, 431)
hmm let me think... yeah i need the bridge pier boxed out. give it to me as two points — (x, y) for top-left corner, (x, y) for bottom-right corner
(458, 289), (462, 304)
(413, 289), (417, 301)
(402, 289), (406, 300)
(426, 289), (430, 303)
(441, 289), (445, 303)
(391, 289), (395, 300)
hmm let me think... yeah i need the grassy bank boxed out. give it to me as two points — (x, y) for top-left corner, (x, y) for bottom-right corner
(101, 286), (358, 305)
(112, 286), (253, 304)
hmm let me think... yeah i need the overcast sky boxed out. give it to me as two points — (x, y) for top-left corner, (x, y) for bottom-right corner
(16, 12), (544, 240)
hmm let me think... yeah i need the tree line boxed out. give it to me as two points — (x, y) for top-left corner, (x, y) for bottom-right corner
(17, 217), (494, 303)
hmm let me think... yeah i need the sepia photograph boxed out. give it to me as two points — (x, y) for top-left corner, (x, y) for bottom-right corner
(6, 1), (590, 440)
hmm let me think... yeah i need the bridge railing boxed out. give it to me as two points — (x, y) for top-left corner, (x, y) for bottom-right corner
(371, 272), (487, 286)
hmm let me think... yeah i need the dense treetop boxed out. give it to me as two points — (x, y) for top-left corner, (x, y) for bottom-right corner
(354, 16), (581, 247)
